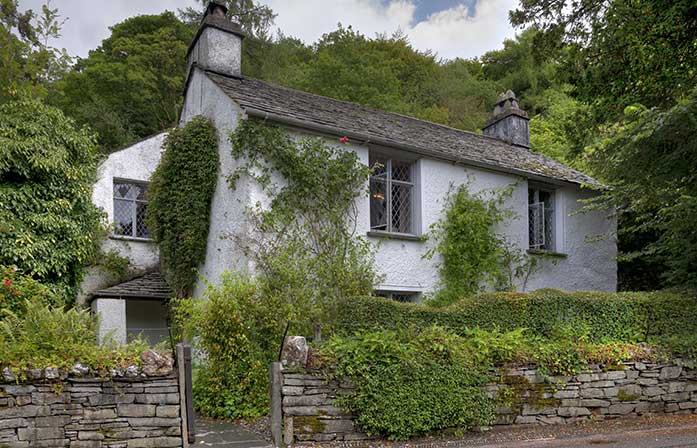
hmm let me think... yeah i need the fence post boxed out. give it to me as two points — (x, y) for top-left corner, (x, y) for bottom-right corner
(270, 361), (283, 447)
(177, 343), (195, 446)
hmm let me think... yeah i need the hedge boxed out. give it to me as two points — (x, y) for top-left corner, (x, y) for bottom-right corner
(335, 289), (697, 343)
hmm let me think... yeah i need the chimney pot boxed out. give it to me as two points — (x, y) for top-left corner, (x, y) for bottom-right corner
(187, 0), (244, 77)
(482, 90), (530, 148)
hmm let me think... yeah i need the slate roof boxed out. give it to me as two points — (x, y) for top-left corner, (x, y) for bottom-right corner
(205, 70), (600, 187)
(92, 271), (173, 301)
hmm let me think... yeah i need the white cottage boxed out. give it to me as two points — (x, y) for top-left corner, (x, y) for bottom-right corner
(87, 2), (616, 344)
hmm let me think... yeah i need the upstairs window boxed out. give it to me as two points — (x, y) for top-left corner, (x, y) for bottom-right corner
(528, 186), (555, 251)
(369, 154), (415, 234)
(113, 180), (150, 239)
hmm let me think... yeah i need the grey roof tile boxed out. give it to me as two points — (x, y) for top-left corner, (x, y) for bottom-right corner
(205, 70), (600, 187)
(92, 271), (173, 300)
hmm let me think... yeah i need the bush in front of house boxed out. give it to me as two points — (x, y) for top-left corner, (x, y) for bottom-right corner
(0, 265), (65, 318)
(335, 289), (697, 346)
(0, 301), (149, 380)
(321, 324), (655, 440)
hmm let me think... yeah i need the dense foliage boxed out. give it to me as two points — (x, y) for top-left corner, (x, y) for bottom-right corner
(586, 93), (697, 288)
(173, 274), (287, 419)
(0, 99), (102, 297)
(323, 322), (655, 440)
(325, 327), (495, 440)
(0, 265), (63, 317)
(426, 184), (537, 305)
(147, 116), (219, 297)
(335, 290), (697, 347)
(228, 120), (377, 326)
(49, 12), (193, 151)
(0, 302), (148, 379)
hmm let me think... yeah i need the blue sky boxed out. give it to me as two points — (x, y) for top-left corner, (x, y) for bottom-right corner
(23, 0), (518, 60)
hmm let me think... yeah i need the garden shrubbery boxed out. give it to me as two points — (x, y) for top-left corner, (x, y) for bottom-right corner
(335, 289), (697, 344)
(0, 302), (149, 380)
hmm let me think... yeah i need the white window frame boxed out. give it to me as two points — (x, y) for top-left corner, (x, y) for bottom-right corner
(528, 184), (557, 252)
(369, 152), (418, 236)
(112, 178), (151, 240)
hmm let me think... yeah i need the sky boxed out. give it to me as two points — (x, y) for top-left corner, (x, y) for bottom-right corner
(21, 0), (519, 60)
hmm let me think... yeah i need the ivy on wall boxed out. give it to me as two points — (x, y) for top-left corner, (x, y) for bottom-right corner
(147, 116), (219, 297)
(228, 119), (378, 327)
(0, 99), (103, 299)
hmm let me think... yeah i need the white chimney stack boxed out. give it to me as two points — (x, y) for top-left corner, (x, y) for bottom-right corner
(186, 1), (245, 77)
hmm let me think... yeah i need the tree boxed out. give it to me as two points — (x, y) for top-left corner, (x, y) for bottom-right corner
(0, 0), (71, 103)
(510, 0), (697, 119)
(49, 12), (192, 151)
(586, 93), (697, 288)
(0, 100), (102, 298)
(178, 0), (276, 39)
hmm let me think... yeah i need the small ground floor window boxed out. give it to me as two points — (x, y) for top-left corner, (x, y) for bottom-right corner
(375, 290), (420, 303)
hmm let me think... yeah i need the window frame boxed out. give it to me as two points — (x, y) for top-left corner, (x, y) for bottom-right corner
(528, 183), (557, 252)
(374, 290), (420, 303)
(112, 178), (151, 241)
(368, 152), (418, 236)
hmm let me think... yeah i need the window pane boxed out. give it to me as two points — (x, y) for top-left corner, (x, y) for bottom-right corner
(114, 198), (134, 236)
(544, 205), (554, 250)
(134, 183), (147, 200)
(369, 154), (387, 179)
(370, 179), (388, 231)
(391, 183), (412, 233)
(136, 202), (150, 238)
(114, 182), (138, 199)
(391, 159), (412, 182)
(529, 202), (544, 249)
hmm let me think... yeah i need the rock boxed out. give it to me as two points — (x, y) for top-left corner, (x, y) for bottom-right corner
(43, 367), (60, 380)
(141, 350), (174, 376)
(608, 403), (635, 415)
(558, 407), (591, 417)
(553, 389), (579, 399)
(2, 367), (16, 382)
(580, 388), (605, 399)
(581, 399), (610, 408)
(70, 363), (90, 377)
(125, 365), (140, 378)
(281, 336), (309, 369)
(660, 366), (682, 380)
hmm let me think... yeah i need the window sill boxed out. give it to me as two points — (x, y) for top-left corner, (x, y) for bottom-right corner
(367, 231), (424, 242)
(110, 235), (155, 243)
(527, 249), (568, 258)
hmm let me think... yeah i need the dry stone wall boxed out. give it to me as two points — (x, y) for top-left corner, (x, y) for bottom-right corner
(0, 374), (183, 447)
(280, 361), (697, 443)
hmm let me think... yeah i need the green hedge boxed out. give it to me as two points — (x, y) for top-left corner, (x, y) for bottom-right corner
(335, 289), (697, 343)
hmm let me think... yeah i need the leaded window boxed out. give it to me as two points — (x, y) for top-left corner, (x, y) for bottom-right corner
(113, 180), (150, 239)
(375, 290), (419, 303)
(369, 154), (414, 234)
(528, 186), (555, 250)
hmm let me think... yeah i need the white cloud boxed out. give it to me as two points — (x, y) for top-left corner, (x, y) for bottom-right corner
(22, 0), (516, 60)
(266, 0), (518, 59)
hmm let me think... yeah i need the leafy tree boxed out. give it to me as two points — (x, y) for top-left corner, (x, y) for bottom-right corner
(178, 0), (276, 39)
(0, 99), (102, 297)
(0, 0), (71, 103)
(587, 92), (697, 288)
(511, 0), (697, 118)
(49, 12), (192, 151)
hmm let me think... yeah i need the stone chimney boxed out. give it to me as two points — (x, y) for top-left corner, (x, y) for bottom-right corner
(187, 0), (245, 77)
(482, 90), (530, 148)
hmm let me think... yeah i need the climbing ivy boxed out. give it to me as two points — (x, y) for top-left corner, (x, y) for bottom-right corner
(228, 119), (378, 328)
(147, 116), (219, 297)
(0, 99), (103, 299)
(425, 183), (537, 306)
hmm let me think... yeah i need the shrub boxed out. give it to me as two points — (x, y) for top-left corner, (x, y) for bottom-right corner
(0, 99), (103, 298)
(1, 266), (64, 317)
(0, 302), (148, 378)
(324, 328), (495, 440)
(173, 273), (288, 419)
(335, 289), (697, 344)
(147, 116), (219, 297)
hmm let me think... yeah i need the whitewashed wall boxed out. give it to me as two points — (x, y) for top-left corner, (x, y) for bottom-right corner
(179, 71), (617, 297)
(78, 133), (166, 305)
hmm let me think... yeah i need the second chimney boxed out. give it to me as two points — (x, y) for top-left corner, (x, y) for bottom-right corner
(482, 90), (530, 148)
(187, 1), (245, 77)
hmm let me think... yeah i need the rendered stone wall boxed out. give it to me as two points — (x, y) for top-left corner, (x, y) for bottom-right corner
(0, 374), (183, 447)
(280, 361), (697, 443)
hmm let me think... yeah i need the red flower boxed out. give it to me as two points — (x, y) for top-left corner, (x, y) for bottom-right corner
(4, 280), (11, 287)
(340, 136), (349, 144)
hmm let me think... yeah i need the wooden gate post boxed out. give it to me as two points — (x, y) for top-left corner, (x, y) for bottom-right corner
(270, 361), (283, 447)
(177, 343), (195, 446)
